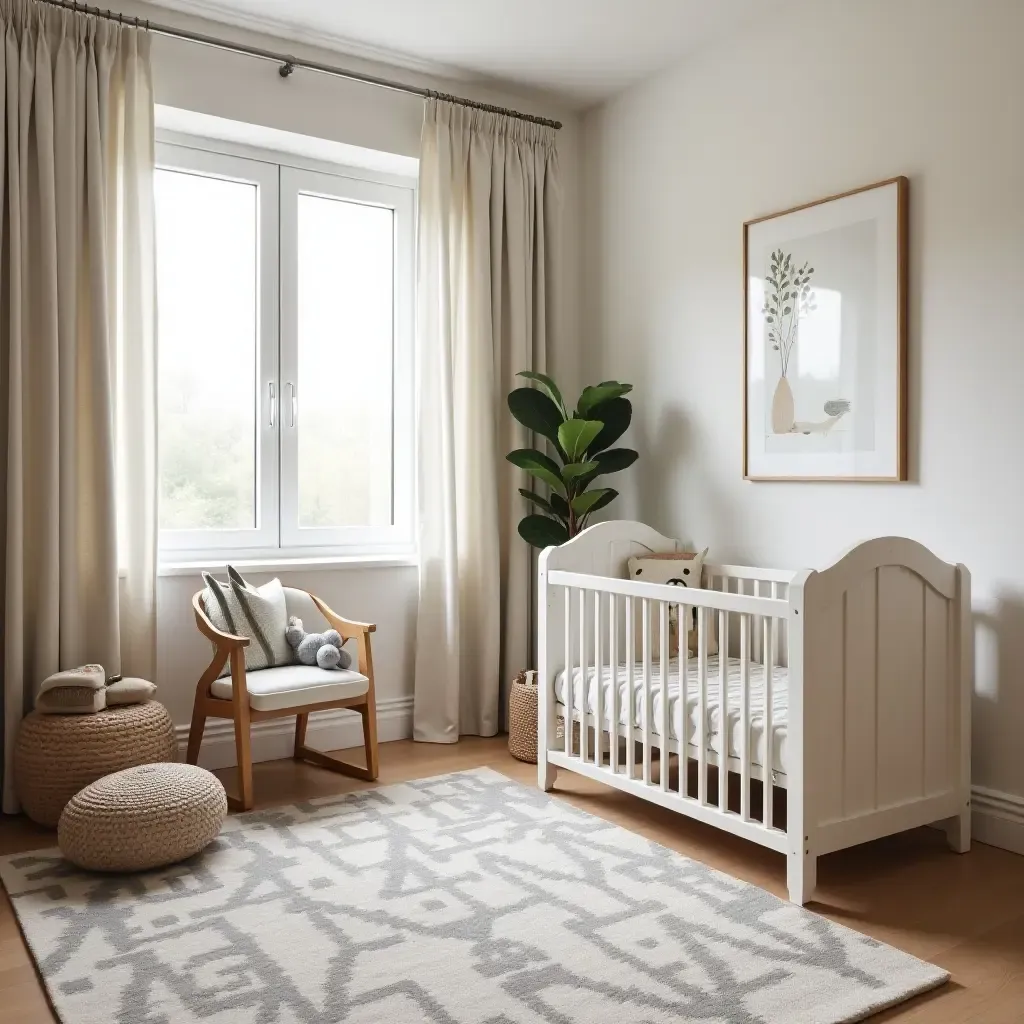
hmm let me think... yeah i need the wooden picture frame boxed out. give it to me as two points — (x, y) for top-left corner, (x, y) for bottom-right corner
(742, 176), (908, 481)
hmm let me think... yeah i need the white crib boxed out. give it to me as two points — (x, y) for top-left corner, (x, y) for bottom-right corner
(537, 520), (972, 905)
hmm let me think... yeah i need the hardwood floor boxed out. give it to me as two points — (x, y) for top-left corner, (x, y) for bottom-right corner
(2, 736), (1023, 1022)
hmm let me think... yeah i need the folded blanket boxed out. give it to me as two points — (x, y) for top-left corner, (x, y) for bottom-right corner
(37, 664), (106, 696)
(36, 686), (107, 715)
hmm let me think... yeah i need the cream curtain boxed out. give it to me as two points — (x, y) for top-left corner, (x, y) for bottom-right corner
(0, 0), (157, 812)
(414, 98), (561, 742)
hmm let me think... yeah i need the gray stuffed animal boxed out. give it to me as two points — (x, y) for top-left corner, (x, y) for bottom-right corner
(285, 616), (352, 670)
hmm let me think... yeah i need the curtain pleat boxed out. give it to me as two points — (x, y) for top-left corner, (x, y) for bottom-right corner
(0, 0), (156, 813)
(413, 99), (561, 742)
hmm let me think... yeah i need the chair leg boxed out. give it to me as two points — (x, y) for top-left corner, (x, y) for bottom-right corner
(361, 702), (379, 781)
(186, 700), (206, 766)
(294, 713), (309, 759)
(293, 701), (377, 782)
(230, 649), (254, 812)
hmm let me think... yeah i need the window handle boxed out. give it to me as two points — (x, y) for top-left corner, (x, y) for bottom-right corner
(268, 382), (276, 427)
(287, 382), (296, 427)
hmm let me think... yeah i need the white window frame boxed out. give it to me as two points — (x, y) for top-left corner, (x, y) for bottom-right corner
(279, 166), (415, 554)
(154, 135), (416, 563)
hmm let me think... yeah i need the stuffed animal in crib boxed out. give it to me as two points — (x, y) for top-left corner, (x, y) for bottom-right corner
(626, 547), (715, 654)
(285, 617), (352, 670)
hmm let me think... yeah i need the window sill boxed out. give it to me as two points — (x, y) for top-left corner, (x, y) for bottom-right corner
(157, 553), (418, 577)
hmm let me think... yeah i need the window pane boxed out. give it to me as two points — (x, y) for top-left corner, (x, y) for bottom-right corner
(296, 193), (393, 528)
(156, 169), (258, 531)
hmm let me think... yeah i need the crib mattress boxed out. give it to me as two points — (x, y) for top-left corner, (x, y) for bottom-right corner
(554, 655), (788, 775)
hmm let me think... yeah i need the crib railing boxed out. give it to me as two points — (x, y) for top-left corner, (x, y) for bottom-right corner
(542, 570), (794, 847)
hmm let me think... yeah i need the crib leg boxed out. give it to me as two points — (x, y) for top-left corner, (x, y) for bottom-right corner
(787, 849), (817, 906)
(943, 804), (971, 854)
(538, 757), (557, 792)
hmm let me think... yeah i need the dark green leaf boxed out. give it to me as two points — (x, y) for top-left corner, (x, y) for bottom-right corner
(518, 487), (562, 518)
(588, 397), (632, 453)
(561, 460), (600, 481)
(578, 447), (638, 489)
(578, 382), (633, 416)
(516, 371), (566, 417)
(582, 487), (618, 517)
(507, 388), (564, 450)
(518, 515), (569, 549)
(570, 488), (616, 516)
(550, 491), (570, 518)
(507, 449), (565, 493)
(558, 419), (603, 460)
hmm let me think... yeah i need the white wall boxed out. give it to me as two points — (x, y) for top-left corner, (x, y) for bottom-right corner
(582, 0), (1024, 846)
(106, 0), (582, 759)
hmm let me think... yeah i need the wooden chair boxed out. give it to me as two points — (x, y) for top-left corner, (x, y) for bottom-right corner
(186, 586), (379, 811)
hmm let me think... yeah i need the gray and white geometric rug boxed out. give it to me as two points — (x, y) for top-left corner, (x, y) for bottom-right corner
(0, 767), (947, 1024)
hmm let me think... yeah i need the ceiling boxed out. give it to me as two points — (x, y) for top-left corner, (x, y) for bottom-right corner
(142, 0), (768, 106)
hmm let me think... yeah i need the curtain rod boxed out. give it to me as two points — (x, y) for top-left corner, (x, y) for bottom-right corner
(35, 0), (563, 130)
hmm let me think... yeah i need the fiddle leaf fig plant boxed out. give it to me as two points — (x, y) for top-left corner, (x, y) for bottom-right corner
(507, 372), (638, 548)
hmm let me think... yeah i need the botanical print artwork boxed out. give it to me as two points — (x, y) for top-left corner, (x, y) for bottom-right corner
(761, 248), (851, 436)
(744, 178), (907, 481)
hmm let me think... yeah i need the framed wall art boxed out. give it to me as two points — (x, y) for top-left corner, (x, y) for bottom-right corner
(743, 176), (908, 481)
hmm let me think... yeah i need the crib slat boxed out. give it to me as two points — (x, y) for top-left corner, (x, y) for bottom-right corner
(579, 589), (588, 764)
(678, 601), (688, 798)
(770, 581), (779, 671)
(718, 608), (727, 811)
(642, 598), (652, 785)
(626, 596), (635, 779)
(594, 591), (603, 767)
(564, 588), (572, 757)
(698, 606), (708, 806)
(763, 616), (774, 829)
(609, 594), (619, 773)
(740, 613), (751, 821)
(660, 601), (670, 792)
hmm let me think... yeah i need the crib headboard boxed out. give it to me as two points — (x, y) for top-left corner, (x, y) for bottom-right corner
(539, 520), (683, 578)
(796, 536), (971, 841)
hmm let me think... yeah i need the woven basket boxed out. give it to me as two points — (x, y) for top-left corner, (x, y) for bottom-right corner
(14, 701), (177, 827)
(508, 672), (539, 763)
(59, 763), (226, 872)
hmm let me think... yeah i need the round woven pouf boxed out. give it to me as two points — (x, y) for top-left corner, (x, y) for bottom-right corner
(14, 702), (177, 827)
(58, 763), (227, 872)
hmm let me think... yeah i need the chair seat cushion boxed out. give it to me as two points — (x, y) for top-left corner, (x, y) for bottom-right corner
(211, 665), (369, 711)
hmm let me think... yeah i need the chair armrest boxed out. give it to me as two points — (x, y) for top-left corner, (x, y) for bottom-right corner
(310, 595), (377, 641)
(192, 591), (250, 650)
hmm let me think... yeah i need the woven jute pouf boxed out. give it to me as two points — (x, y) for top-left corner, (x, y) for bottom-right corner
(14, 701), (177, 827)
(59, 763), (227, 872)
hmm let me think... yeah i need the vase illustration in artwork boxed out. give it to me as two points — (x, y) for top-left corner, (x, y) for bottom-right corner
(771, 375), (795, 433)
(762, 248), (815, 435)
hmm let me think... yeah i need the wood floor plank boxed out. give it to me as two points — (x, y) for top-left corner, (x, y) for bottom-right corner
(0, 735), (1022, 1023)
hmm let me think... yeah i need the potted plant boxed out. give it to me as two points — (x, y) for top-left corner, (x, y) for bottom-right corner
(506, 372), (638, 548)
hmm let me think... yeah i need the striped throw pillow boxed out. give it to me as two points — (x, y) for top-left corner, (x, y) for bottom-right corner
(201, 571), (291, 676)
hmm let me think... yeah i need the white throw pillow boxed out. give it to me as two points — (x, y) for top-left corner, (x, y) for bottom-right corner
(202, 570), (291, 676)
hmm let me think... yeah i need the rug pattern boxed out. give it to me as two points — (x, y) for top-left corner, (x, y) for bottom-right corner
(0, 767), (947, 1023)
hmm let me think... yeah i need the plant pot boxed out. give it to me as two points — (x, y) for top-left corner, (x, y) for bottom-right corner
(771, 375), (795, 434)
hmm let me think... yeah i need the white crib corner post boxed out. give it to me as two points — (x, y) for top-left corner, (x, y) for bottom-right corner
(786, 569), (816, 905)
(537, 547), (557, 792)
(945, 562), (972, 853)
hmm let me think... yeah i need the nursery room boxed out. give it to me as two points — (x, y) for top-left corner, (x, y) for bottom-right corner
(1, 0), (1022, 1021)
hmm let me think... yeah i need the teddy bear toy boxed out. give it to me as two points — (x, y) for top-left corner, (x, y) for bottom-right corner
(285, 617), (353, 671)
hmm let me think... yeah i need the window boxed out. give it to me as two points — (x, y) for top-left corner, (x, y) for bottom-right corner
(155, 140), (414, 560)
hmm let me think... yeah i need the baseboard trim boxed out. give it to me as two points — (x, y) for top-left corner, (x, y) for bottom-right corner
(175, 695), (413, 771)
(972, 785), (1024, 856)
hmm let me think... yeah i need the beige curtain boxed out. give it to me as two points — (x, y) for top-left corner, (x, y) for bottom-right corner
(414, 98), (561, 742)
(0, 0), (157, 812)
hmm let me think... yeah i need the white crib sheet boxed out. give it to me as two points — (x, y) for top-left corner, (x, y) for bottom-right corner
(554, 655), (789, 775)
